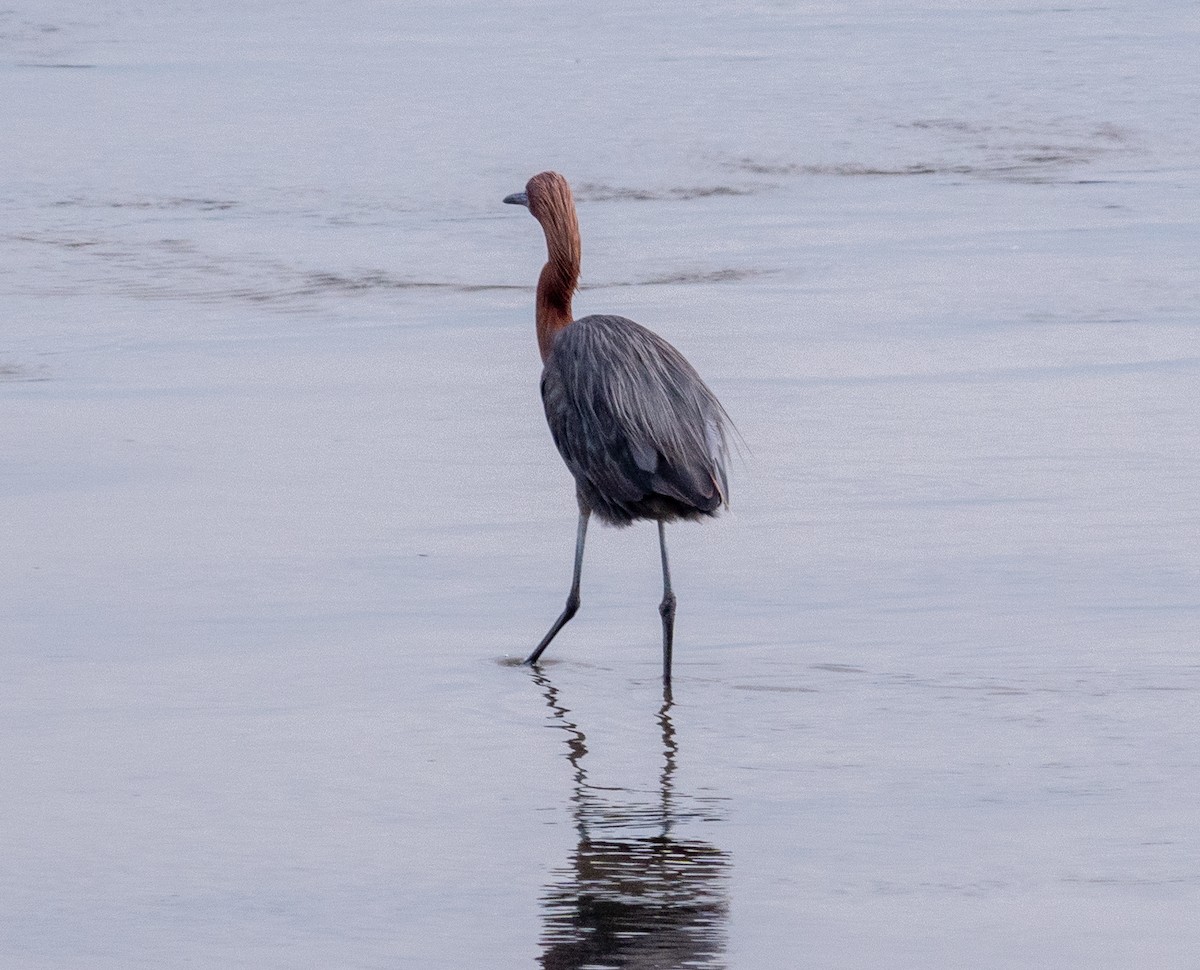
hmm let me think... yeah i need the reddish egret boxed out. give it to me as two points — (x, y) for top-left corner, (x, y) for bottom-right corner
(504, 171), (731, 686)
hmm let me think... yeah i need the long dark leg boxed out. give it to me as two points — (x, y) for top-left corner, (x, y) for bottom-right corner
(525, 511), (590, 666)
(657, 521), (676, 687)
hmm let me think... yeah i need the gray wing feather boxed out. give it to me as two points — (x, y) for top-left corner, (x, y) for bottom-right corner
(540, 315), (730, 524)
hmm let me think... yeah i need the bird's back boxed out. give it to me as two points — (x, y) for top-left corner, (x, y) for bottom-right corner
(540, 314), (730, 526)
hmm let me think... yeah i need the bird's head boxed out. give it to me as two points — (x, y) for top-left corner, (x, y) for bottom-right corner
(503, 171), (575, 228)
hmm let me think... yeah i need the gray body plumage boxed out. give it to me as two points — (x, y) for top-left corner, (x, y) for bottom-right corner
(541, 314), (730, 527)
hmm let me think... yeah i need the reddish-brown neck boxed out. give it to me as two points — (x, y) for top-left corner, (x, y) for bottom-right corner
(529, 177), (581, 362)
(535, 261), (575, 362)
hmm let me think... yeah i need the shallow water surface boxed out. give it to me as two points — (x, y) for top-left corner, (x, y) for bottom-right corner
(3, 2), (1199, 967)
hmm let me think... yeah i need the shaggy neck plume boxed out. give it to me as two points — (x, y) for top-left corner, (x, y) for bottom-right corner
(529, 174), (581, 362)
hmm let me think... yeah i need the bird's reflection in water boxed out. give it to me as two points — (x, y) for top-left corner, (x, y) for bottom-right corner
(532, 672), (729, 970)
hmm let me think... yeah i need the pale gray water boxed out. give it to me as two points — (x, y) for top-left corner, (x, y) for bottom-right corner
(2, 2), (1198, 967)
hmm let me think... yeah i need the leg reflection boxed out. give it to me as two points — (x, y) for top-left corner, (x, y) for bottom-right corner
(530, 670), (729, 970)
